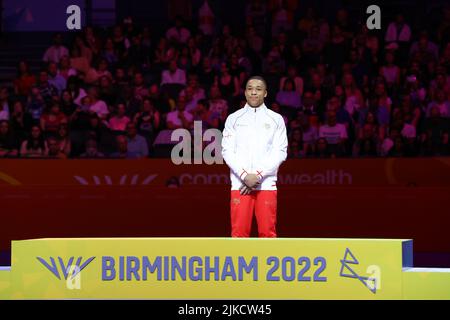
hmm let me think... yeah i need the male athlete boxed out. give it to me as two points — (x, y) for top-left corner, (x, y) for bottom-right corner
(221, 76), (288, 237)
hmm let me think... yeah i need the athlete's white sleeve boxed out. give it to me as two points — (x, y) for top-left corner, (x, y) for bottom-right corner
(257, 115), (288, 179)
(221, 116), (248, 181)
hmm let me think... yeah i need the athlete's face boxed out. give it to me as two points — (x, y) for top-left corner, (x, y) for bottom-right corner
(245, 79), (267, 107)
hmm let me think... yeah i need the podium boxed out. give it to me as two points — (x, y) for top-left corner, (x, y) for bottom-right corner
(1, 238), (449, 300)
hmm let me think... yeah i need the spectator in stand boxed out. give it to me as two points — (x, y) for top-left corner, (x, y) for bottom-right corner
(288, 139), (302, 159)
(10, 100), (33, 142)
(314, 137), (331, 158)
(270, 1), (295, 37)
(420, 106), (450, 154)
(302, 24), (325, 66)
(112, 25), (131, 60)
(0, 120), (19, 158)
(60, 90), (77, 116)
(0, 87), (11, 121)
(357, 111), (381, 142)
(125, 122), (149, 159)
(385, 13), (411, 62)
(20, 125), (47, 158)
(276, 78), (302, 116)
(14, 61), (36, 97)
(245, 25), (263, 54)
(229, 52), (247, 90)
(85, 113), (116, 156)
(299, 90), (320, 128)
(26, 87), (46, 126)
(319, 110), (348, 157)
(66, 76), (87, 107)
(177, 45), (192, 71)
(161, 59), (187, 86)
(58, 55), (77, 80)
(300, 115), (319, 157)
(154, 37), (170, 66)
(379, 51), (401, 89)
(166, 94), (194, 130)
(108, 103), (131, 133)
(354, 136), (378, 158)
(245, 0), (267, 36)
(234, 45), (253, 77)
(80, 139), (105, 158)
(380, 128), (401, 157)
(46, 136), (67, 159)
(342, 72), (365, 118)
(189, 74), (206, 100)
(127, 33), (151, 70)
(40, 102), (68, 137)
(111, 135), (129, 159)
(47, 62), (67, 95)
(134, 97), (160, 151)
(280, 65), (304, 96)
(98, 76), (116, 107)
(132, 72), (148, 101)
(325, 96), (352, 133)
(409, 32), (439, 65)
(198, 57), (216, 92)
(102, 37), (119, 66)
(95, 59), (113, 81)
(270, 102), (288, 126)
(87, 86), (109, 120)
(73, 34), (93, 66)
(430, 71), (450, 99)
(191, 99), (219, 130)
(306, 72), (328, 108)
(357, 93), (389, 141)
(166, 16), (191, 45)
(385, 13), (412, 45)
(180, 85), (198, 112)
(324, 25), (350, 76)
(207, 85), (228, 127)
(57, 123), (71, 157)
(43, 33), (69, 64)
(426, 90), (450, 118)
(187, 37), (202, 68)
(37, 70), (58, 104)
(392, 94), (421, 129)
(288, 128), (304, 158)
(400, 113), (418, 157)
(215, 62), (240, 100)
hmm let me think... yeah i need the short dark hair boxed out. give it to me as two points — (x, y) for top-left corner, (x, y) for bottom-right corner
(246, 76), (267, 90)
(283, 78), (296, 91)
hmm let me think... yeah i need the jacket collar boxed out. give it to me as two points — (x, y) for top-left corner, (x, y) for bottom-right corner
(244, 102), (267, 113)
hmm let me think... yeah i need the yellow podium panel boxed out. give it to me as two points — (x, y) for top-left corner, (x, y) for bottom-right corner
(0, 237), (449, 300)
(0, 267), (11, 300)
(2, 238), (406, 299)
(402, 268), (450, 300)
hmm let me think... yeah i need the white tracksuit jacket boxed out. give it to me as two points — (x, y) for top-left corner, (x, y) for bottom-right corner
(221, 103), (288, 190)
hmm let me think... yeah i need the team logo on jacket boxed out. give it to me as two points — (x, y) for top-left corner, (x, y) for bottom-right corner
(264, 123), (271, 130)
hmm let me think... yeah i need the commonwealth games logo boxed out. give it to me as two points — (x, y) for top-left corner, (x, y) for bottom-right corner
(339, 248), (379, 294)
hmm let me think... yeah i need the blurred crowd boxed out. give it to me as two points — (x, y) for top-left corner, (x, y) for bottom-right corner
(0, 0), (449, 159)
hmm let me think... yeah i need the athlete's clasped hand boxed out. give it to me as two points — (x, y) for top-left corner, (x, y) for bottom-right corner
(239, 174), (261, 195)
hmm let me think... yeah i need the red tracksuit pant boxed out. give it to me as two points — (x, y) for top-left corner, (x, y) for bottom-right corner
(230, 190), (277, 238)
